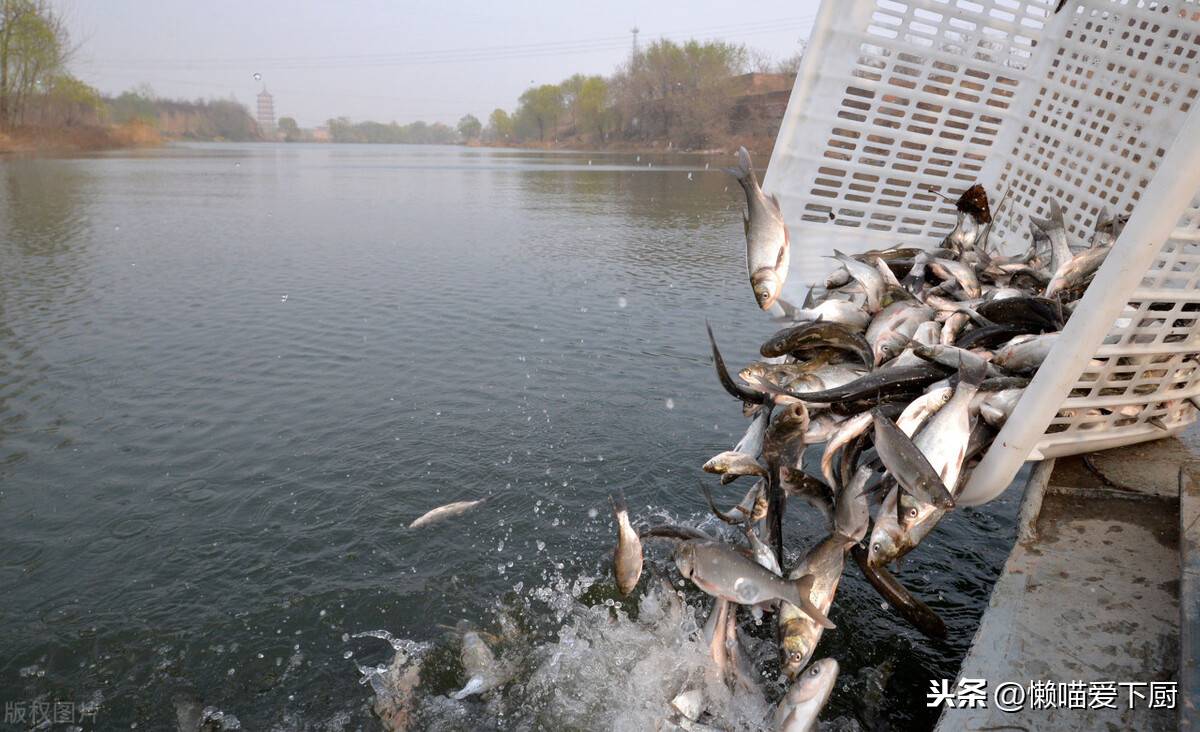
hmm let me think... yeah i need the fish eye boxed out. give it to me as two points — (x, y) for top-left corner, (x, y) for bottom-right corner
(810, 666), (821, 677)
(908, 508), (918, 518)
(872, 542), (880, 553)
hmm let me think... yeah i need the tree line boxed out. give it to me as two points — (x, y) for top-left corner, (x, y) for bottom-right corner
(0, 0), (84, 129)
(0, 1), (259, 140)
(469, 39), (802, 150)
(312, 38), (800, 150)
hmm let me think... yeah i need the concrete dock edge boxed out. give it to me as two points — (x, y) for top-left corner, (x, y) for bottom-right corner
(1181, 463), (1200, 729)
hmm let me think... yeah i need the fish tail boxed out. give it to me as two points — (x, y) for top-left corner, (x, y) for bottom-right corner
(706, 320), (768, 406)
(451, 676), (487, 700)
(790, 573), (836, 630)
(735, 146), (754, 180)
(958, 357), (987, 388)
(611, 489), (629, 518)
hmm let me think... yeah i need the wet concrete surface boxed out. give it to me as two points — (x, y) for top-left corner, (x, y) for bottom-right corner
(936, 434), (1189, 732)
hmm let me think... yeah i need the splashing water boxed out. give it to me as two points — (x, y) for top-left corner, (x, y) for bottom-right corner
(351, 578), (776, 730)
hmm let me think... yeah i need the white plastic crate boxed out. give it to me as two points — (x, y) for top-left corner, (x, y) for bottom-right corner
(763, 0), (1200, 504)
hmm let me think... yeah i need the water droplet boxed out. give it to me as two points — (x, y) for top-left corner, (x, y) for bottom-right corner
(113, 225), (120, 231)
(537, 540), (546, 551)
(253, 72), (262, 81)
(687, 172), (693, 181)
(587, 508), (598, 519)
(343, 650), (353, 659)
(618, 297), (627, 308)
(281, 294), (288, 302)
(234, 162), (240, 168)
(665, 398), (675, 410)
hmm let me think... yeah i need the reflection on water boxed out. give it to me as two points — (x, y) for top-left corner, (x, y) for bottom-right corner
(0, 143), (1019, 730)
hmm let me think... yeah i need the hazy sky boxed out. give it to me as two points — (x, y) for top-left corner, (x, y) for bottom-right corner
(57, 1), (821, 128)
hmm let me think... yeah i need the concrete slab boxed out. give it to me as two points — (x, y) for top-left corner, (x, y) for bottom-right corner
(1181, 463), (1200, 729)
(1051, 438), (1185, 500)
(936, 462), (1179, 731)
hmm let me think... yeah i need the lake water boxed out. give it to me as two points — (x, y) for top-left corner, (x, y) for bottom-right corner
(0, 143), (1020, 730)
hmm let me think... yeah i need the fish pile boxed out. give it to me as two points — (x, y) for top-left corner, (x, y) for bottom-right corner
(606, 147), (1137, 730)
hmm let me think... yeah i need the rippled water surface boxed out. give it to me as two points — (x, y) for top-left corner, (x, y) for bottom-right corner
(0, 143), (1021, 730)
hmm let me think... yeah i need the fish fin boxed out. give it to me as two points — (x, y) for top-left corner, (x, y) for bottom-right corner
(872, 409), (955, 510)
(1148, 416), (1169, 431)
(610, 489), (629, 517)
(701, 482), (746, 525)
(742, 207), (750, 236)
(705, 320), (767, 406)
(769, 192), (783, 215)
(801, 286), (816, 310)
(792, 574), (836, 630)
(958, 356), (988, 388)
(1188, 395), (1200, 411)
(451, 676), (487, 700)
(776, 297), (801, 320)
(736, 146), (753, 180)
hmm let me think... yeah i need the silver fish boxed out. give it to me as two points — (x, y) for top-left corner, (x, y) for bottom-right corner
(785, 298), (872, 331)
(730, 147), (790, 310)
(1045, 245), (1110, 298)
(866, 301), (934, 366)
(832, 250), (884, 313)
(773, 658), (840, 732)
(409, 499), (486, 529)
(940, 311), (970, 345)
(895, 386), (952, 437)
(869, 361), (985, 567)
(1029, 200), (1073, 275)
(733, 406), (771, 459)
(703, 450), (767, 478)
(820, 410), (875, 489)
(611, 490), (644, 595)
(673, 540), (834, 629)
(930, 257), (982, 298)
(778, 537), (846, 678)
(979, 387), (1024, 427)
(451, 626), (505, 699)
(872, 409), (955, 509)
(992, 332), (1059, 373)
(834, 463), (873, 544)
(745, 523), (782, 576)
(912, 320), (942, 348)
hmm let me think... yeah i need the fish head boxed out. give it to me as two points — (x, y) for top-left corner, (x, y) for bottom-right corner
(867, 517), (908, 568)
(779, 624), (815, 679)
(738, 363), (769, 384)
(672, 542), (696, 579)
(873, 331), (906, 366)
(775, 657), (840, 729)
(793, 658), (839, 700)
(751, 268), (783, 310)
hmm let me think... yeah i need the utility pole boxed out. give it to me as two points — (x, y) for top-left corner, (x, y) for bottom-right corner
(631, 26), (639, 58)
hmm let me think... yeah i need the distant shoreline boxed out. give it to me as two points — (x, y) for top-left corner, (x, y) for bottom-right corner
(1, 130), (776, 159)
(0, 122), (161, 156)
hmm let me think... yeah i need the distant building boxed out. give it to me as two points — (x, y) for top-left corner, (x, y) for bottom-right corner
(311, 126), (331, 142)
(256, 87), (276, 135)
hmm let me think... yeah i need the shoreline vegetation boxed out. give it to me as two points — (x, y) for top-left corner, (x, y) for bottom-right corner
(1, 0), (798, 158)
